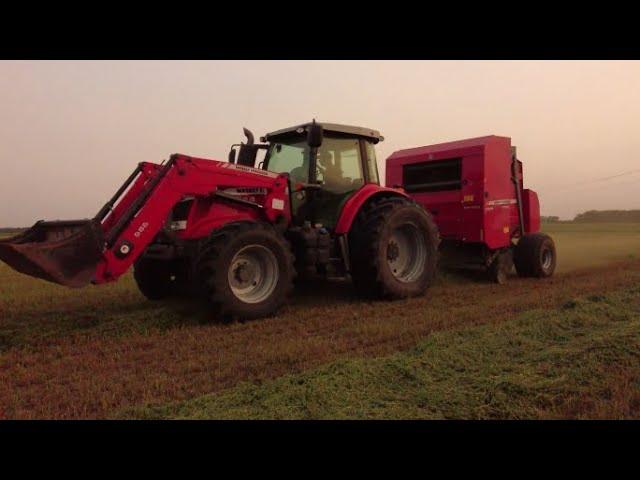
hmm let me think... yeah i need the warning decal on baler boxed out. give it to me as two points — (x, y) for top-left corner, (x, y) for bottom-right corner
(486, 198), (517, 206)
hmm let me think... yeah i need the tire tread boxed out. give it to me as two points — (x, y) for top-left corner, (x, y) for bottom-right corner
(195, 221), (295, 320)
(349, 196), (439, 299)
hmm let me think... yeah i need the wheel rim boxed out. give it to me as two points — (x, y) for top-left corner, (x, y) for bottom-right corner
(227, 244), (279, 304)
(386, 223), (427, 283)
(541, 248), (553, 271)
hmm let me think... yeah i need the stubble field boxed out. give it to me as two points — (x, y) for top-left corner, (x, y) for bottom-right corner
(0, 222), (639, 419)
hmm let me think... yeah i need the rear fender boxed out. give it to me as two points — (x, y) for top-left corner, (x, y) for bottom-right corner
(334, 184), (409, 235)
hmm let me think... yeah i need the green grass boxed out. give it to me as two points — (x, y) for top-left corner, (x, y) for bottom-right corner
(3, 221), (633, 352)
(128, 283), (640, 419)
(1, 222), (639, 418)
(0, 264), (193, 352)
(542, 222), (640, 273)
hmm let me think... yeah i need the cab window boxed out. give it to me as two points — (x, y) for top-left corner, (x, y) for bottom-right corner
(316, 137), (364, 194)
(265, 141), (309, 183)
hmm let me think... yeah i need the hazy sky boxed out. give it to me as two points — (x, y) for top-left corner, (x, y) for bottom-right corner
(1, 60), (639, 225)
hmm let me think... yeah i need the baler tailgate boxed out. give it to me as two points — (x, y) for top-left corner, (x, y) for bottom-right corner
(0, 220), (104, 287)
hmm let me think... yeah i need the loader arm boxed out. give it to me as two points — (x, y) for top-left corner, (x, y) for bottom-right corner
(0, 154), (291, 287)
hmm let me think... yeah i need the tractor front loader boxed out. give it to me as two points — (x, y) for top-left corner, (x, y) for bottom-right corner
(0, 121), (440, 320)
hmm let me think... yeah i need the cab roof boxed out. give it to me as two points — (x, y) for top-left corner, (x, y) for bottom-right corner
(262, 122), (384, 143)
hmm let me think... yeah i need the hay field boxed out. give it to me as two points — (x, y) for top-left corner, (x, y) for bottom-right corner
(0, 223), (638, 419)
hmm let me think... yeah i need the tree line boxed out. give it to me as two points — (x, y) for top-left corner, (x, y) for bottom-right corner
(542, 210), (640, 223)
(573, 210), (640, 222)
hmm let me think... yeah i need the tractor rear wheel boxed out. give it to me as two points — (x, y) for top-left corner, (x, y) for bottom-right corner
(133, 258), (177, 300)
(349, 196), (439, 299)
(514, 233), (556, 278)
(196, 222), (295, 320)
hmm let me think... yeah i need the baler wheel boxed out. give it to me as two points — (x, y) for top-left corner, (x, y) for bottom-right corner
(196, 222), (295, 321)
(133, 258), (177, 300)
(349, 196), (439, 299)
(488, 249), (514, 284)
(514, 233), (556, 278)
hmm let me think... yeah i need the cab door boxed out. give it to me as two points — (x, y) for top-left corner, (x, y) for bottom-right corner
(313, 137), (366, 229)
(262, 140), (311, 225)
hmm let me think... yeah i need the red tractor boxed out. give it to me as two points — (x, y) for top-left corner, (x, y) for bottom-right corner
(0, 122), (440, 319)
(386, 135), (557, 283)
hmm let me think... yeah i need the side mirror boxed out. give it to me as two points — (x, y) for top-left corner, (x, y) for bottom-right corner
(307, 121), (323, 148)
(228, 147), (237, 164)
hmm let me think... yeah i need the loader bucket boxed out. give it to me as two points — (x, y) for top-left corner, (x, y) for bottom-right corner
(0, 220), (104, 288)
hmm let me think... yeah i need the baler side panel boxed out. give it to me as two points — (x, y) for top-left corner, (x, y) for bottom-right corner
(386, 145), (485, 241)
(418, 190), (462, 239)
(482, 138), (516, 250)
(460, 153), (485, 243)
(508, 160), (525, 234)
(522, 189), (541, 234)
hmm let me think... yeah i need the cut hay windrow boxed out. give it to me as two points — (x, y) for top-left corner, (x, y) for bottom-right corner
(1, 259), (638, 419)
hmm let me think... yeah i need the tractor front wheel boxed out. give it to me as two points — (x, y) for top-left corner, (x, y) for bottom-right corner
(514, 233), (556, 278)
(196, 222), (295, 320)
(134, 258), (177, 300)
(349, 197), (439, 299)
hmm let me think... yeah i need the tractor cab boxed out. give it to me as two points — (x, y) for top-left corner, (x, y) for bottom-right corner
(230, 121), (384, 228)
